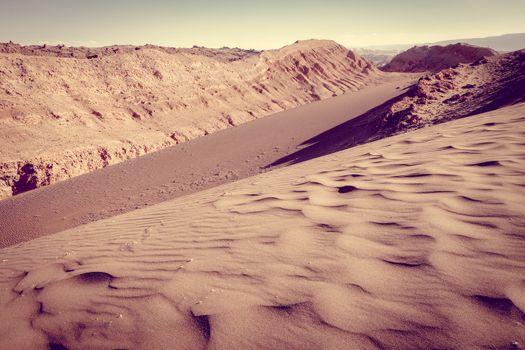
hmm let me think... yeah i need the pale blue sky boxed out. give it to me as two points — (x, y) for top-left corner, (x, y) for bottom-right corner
(1, 0), (524, 48)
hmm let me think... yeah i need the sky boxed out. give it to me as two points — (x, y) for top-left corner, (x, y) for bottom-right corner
(1, 0), (524, 49)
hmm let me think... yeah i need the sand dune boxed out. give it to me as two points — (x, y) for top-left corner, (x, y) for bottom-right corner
(258, 49), (525, 167)
(0, 74), (417, 248)
(0, 39), (379, 198)
(1, 102), (524, 349)
(2, 48), (523, 247)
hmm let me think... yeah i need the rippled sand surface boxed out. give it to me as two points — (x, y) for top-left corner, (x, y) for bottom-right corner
(1, 103), (525, 349)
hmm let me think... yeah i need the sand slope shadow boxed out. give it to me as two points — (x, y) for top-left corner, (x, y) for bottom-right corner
(267, 92), (408, 167)
(269, 51), (525, 168)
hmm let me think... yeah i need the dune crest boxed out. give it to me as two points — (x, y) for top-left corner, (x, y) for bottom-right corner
(1, 103), (524, 349)
(0, 40), (380, 198)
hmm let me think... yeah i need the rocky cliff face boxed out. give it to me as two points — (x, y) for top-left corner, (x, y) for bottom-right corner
(0, 40), (380, 198)
(381, 43), (497, 72)
(379, 50), (525, 135)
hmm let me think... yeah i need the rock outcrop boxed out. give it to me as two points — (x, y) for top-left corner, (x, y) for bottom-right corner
(381, 43), (497, 72)
(379, 49), (525, 135)
(0, 40), (380, 198)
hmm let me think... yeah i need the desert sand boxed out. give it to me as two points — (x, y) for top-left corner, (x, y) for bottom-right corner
(0, 73), (418, 248)
(2, 48), (523, 248)
(1, 36), (525, 350)
(1, 102), (524, 349)
(0, 40), (380, 198)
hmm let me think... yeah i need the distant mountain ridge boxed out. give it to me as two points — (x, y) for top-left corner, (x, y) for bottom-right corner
(433, 33), (525, 52)
(353, 33), (525, 52)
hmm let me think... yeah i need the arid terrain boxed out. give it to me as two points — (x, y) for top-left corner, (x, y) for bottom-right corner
(380, 49), (525, 133)
(381, 43), (497, 72)
(0, 39), (380, 198)
(1, 102), (524, 349)
(0, 73), (419, 247)
(1, 35), (525, 350)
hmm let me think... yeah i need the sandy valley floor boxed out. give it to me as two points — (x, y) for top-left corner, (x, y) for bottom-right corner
(0, 73), (417, 247)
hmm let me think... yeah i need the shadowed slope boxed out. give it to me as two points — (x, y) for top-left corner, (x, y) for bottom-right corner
(270, 49), (525, 167)
(267, 92), (407, 167)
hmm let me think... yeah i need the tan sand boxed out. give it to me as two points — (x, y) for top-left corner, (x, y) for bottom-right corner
(1, 103), (524, 349)
(0, 73), (418, 247)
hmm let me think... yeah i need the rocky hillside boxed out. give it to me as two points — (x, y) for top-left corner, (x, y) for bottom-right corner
(381, 43), (497, 72)
(0, 41), (261, 61)
(0, 39), (380, 198)
(379, 49), (525, 135)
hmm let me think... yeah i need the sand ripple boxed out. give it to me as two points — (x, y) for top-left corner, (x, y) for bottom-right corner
(1, 104), (525, 349)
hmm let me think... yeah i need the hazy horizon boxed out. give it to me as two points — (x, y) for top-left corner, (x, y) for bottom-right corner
(1, 0), (525, 49)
